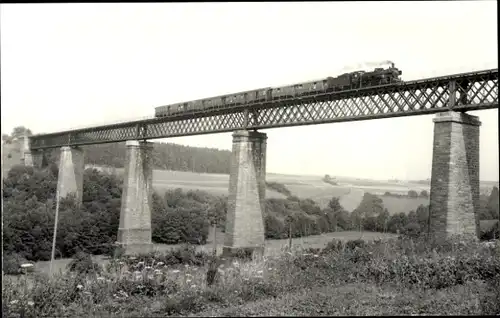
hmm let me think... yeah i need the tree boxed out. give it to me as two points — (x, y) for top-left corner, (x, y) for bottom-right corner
(352, 193), (385, 232)
(207, 196), (227, 230)
(376, 208), (390, 232)
(11, 126), (33, 140)
(2, 133), (13, 144)
(416, 204), (430, 233)
(486, 186), (499, 219)
(419, 190), (429, 198)
(408, 190), (419, 198)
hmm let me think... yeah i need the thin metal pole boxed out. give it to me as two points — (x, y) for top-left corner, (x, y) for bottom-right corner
(49, 187), (61, 276)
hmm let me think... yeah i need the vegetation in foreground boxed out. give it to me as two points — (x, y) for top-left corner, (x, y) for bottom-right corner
(3, 236), (499, 317)
(4, 162), (499, 264)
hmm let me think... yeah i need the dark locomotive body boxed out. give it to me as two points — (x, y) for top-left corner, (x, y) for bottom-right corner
(155, 63), (403, 117)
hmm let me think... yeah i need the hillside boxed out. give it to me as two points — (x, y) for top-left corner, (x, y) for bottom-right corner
(2, 139), (231, 175)
(3, 138), (498, 217)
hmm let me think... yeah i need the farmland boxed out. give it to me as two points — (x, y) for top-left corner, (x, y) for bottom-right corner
(138, 169), (436, 214)
(3, 140), (497, 215)
(109, 168), (431, 213)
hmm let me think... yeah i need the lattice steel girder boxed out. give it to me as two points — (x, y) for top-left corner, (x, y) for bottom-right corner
(29, 69), (498, 150)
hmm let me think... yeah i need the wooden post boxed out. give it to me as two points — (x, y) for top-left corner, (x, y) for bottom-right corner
(212, 223), (217, 256)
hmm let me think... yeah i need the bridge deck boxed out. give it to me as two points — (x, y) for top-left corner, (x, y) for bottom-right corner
(29, 69), (498, 150)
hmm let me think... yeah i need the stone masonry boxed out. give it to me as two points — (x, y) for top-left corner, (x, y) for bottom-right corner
(429, 111), (481, 241)
(21, 135), (45, 168)
(117, 140), (154, 254)
(57, 146), (85, 206)
(223, 130), (267, 257)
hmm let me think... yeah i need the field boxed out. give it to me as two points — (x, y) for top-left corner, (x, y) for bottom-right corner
(2, 141), (497, 214)
(28, 230), (397, 276)
(147, 170), (434, 213)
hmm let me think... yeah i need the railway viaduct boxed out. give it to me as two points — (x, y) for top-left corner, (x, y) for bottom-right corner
(20, 69), (499, 255)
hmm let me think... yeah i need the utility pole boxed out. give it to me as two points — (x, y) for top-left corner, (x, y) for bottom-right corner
(49, 188), (61, 276)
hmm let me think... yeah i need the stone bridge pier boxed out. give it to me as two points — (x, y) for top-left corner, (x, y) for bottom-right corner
(117, 140), (154, 254)
(21, 136), (46, 168)
(223, 130), (267, 258)
(57, 146), (85, 205)
(429, 111), (481, 241)
(20, 109), (483, 255)
(22, 137), (154, 254)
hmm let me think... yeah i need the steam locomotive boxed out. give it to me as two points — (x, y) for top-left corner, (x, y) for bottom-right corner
(155, 63), (403, 118)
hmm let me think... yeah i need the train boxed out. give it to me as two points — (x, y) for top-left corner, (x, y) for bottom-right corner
(154, 63), (403, 118)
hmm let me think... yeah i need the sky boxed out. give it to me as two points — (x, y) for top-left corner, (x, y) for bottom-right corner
(1, 1), (498, 181)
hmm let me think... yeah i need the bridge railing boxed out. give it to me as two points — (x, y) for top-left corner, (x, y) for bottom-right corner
(28, 68), (498, 149)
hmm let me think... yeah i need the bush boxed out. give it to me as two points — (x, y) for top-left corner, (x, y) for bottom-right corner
(67, 251), (101, 275)
(3, 253), (30, 275)
(266, 181), (292, 197)
(3, 166), (218, 262)
(480, 220), (499, 241)
(122, 244), (210, 268)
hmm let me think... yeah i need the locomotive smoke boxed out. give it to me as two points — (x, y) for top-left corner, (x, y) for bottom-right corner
(339, 60), (393, 73)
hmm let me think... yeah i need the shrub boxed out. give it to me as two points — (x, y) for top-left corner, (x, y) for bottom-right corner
(67, 251), (101, 275)
(266, 181), (292, 197)
(3, 253), (30, 275)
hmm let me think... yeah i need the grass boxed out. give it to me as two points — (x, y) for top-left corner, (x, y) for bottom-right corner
(381, 196), (430, 214)
(25, 231), (397, 277)
(3, 235), (499, 317)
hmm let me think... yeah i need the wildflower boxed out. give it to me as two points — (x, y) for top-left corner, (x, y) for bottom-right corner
(77, 284), (83, 289)
(137, 261), (145, 266)
(129, 256), (137, 260)
(313, 254), (319, 258)
(10, 300), (19, 305)
(119, 291), (129, 298)
(27, 301), (34, 306)
(157, 262), (164, 266)
(134, 271), (142, 275)
(147, 275), (154, 280)
(268, 268), (273, 271)
(20, 263), (34, 269)
(257, 270), (263, 274)
(124, 270), (131, 274)
(97, 277), (105, 281)
(186, 279), (192, 283)
(119, 262), (125, 265)
(191, 284), (197, 288)
(184, 264), (189, 268)
(145, 266), (152, 270)
(154, 269), (162, 274)
(172, 270), (180, 274)
(186, 273), (192, 277)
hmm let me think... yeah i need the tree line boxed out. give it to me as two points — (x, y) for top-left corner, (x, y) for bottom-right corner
(3, 126), (232, 174)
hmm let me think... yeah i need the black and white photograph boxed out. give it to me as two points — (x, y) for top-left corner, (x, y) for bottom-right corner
(1, 1), (499, 316)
